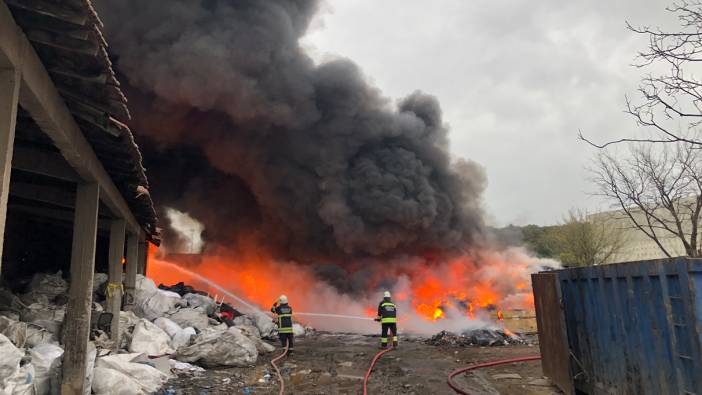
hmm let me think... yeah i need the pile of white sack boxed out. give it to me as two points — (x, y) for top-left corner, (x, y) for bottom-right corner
(0, 272), (312, 394)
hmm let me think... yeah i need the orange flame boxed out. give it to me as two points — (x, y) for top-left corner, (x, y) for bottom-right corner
(146, 239), (537, 327)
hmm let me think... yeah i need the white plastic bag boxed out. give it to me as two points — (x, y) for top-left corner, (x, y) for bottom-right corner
(0, 334), (22, 388)
(83, 342), (97, 395)
(152, 317), (182, 339)
(129, 320), (174, 356)
(167, 309), (208, 331)
(251, 311), (276, 338)
(182, 294), (216, 316)
(2, 363), (35, 395)
(20, 305), (64, 336)
(29, 343), (63, 395)
(237, 324), (275, 354)
(95, 354), (169, 394)
(171, 327), (196, 350)
(293, 323), (306, 337)
(91, 367), (142, 395)
(132, 276), (182, 321)
(177, 326), (258, 367)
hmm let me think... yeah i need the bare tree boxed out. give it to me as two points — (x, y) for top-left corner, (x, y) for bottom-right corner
(592, 143), (702, 257)
(581, 1), (702, 147)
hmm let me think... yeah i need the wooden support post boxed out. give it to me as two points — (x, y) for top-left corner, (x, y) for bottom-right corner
(62, 183), (99, 395)
(106, 219), (125, 344)
(137, 240), (148, 275)
(124, 232), (139, 308)
(0, 67), (20, 275)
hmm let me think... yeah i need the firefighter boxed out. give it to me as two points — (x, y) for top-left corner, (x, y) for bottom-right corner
(271, 294), (294, 353)
(375, 291), (398, 349)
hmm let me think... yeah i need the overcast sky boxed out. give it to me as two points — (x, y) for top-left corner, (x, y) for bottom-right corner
(301, 0), (676, 226)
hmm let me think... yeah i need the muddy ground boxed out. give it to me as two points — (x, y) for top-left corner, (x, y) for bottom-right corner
(162, 332), (561, 395)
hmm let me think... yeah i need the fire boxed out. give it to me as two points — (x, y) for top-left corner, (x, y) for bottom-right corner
(146, 239), (541, 331)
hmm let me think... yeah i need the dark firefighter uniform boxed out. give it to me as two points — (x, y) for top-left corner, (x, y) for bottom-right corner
(271, 298), (294, 351)
(376, 295), (398, 348)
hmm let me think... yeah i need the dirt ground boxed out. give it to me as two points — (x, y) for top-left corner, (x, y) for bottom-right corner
(162, 332), (562, 395)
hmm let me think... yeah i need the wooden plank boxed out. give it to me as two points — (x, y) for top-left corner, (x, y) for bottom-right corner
(107, 219), (125, 345)
(532, 272), (574, 395)
(6, 0), (89, 26)
(0, 2), (143, 235)
(61, 182), (99, 395)
(0, 68), (20, 276)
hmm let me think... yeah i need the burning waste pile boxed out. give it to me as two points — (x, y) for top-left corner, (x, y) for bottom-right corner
(426, 329), (534, 348)
(0, 271), (308, 395)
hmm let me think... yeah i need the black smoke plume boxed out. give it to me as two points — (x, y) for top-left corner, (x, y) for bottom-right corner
(95, 0), (486, 262)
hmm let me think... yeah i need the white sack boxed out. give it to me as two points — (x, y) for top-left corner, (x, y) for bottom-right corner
(29, 343), (63, 395)
(132, 276), (182, 321)
(128, 320), (174, 356)
(176, 326), (257, 368)
(20, 305), (64, 336)
(167, 309), (208, 331)
(95, 354), (169, 394)
(153, 317), (182, 339)
(83, 342), (97, 395)
(237, 324), (274, 354)
(0, 334), (22, 388)
(182, 294), (216, 316)
(293, 323), (306, 337)
(92, 274), (108, 294)
(171, 327), (196, 350)
(2, 363), (35, 395)
(251, 311), (276, 338)
(91, 367), (142, 395)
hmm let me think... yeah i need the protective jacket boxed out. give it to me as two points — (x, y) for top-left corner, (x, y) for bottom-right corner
(377, 297), (397, 323)
(271, 303), (294, 334)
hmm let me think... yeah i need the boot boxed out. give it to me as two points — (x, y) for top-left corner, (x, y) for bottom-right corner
(392, 341), (398, 348)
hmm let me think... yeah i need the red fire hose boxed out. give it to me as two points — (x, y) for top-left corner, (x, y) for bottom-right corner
(447, 355), (541, 395)
(363, 347), (394, 395)
(270, 343), (289, 395)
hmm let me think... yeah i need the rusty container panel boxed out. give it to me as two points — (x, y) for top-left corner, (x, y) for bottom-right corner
(532, 272), (574, 395)
(547, 258), (702, 395)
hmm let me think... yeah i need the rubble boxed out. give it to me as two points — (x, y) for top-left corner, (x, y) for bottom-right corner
(426, 329), (529, 347)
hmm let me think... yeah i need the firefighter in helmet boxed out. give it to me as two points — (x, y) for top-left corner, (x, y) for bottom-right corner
(375, 291), (398, 349)
(271, 295), (294, 353)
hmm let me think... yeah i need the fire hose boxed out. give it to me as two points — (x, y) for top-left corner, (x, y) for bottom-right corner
(447, 355), (541, 395)
(270, 343), (289, 395)
(362, 347), (394, 395)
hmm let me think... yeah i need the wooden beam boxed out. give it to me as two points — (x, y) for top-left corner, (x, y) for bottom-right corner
(12, 145), (80, 182)
(124, 232), (140, 308)
(137, 240), (148, 276)
(0, 3), (142, 234)
(0, 68), (20, 276)
(7, 202), (111, 231)
(61, 182), (99, 395)
(107, 219), (125, 345)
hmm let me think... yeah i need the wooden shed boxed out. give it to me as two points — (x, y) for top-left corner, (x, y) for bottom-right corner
(0, 1), (160, 393)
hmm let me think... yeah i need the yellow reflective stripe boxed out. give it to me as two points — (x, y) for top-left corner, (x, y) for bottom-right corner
(278, 328), (293, 333)
(381, 317), (397, 323)
(380, 303), (395, 307)
(278, 314), (292, 317)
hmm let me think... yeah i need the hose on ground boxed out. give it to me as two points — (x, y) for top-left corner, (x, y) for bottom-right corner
(363, 347), (394, 395)
(447, 355), (541, 395)
(270, 342), (289, 395)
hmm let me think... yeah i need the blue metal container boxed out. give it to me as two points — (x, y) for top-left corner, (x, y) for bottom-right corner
(534, 258), (702, 395)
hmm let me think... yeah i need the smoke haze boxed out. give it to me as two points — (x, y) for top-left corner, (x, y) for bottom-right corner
(95, 0), (486, 262)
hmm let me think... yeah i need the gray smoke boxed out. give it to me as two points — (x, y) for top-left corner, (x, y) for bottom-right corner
(95, 0), (486, 260)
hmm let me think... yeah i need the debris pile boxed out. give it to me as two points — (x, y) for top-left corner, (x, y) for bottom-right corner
(426, 329), (530, 347)
(0, 271), (301, 394)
